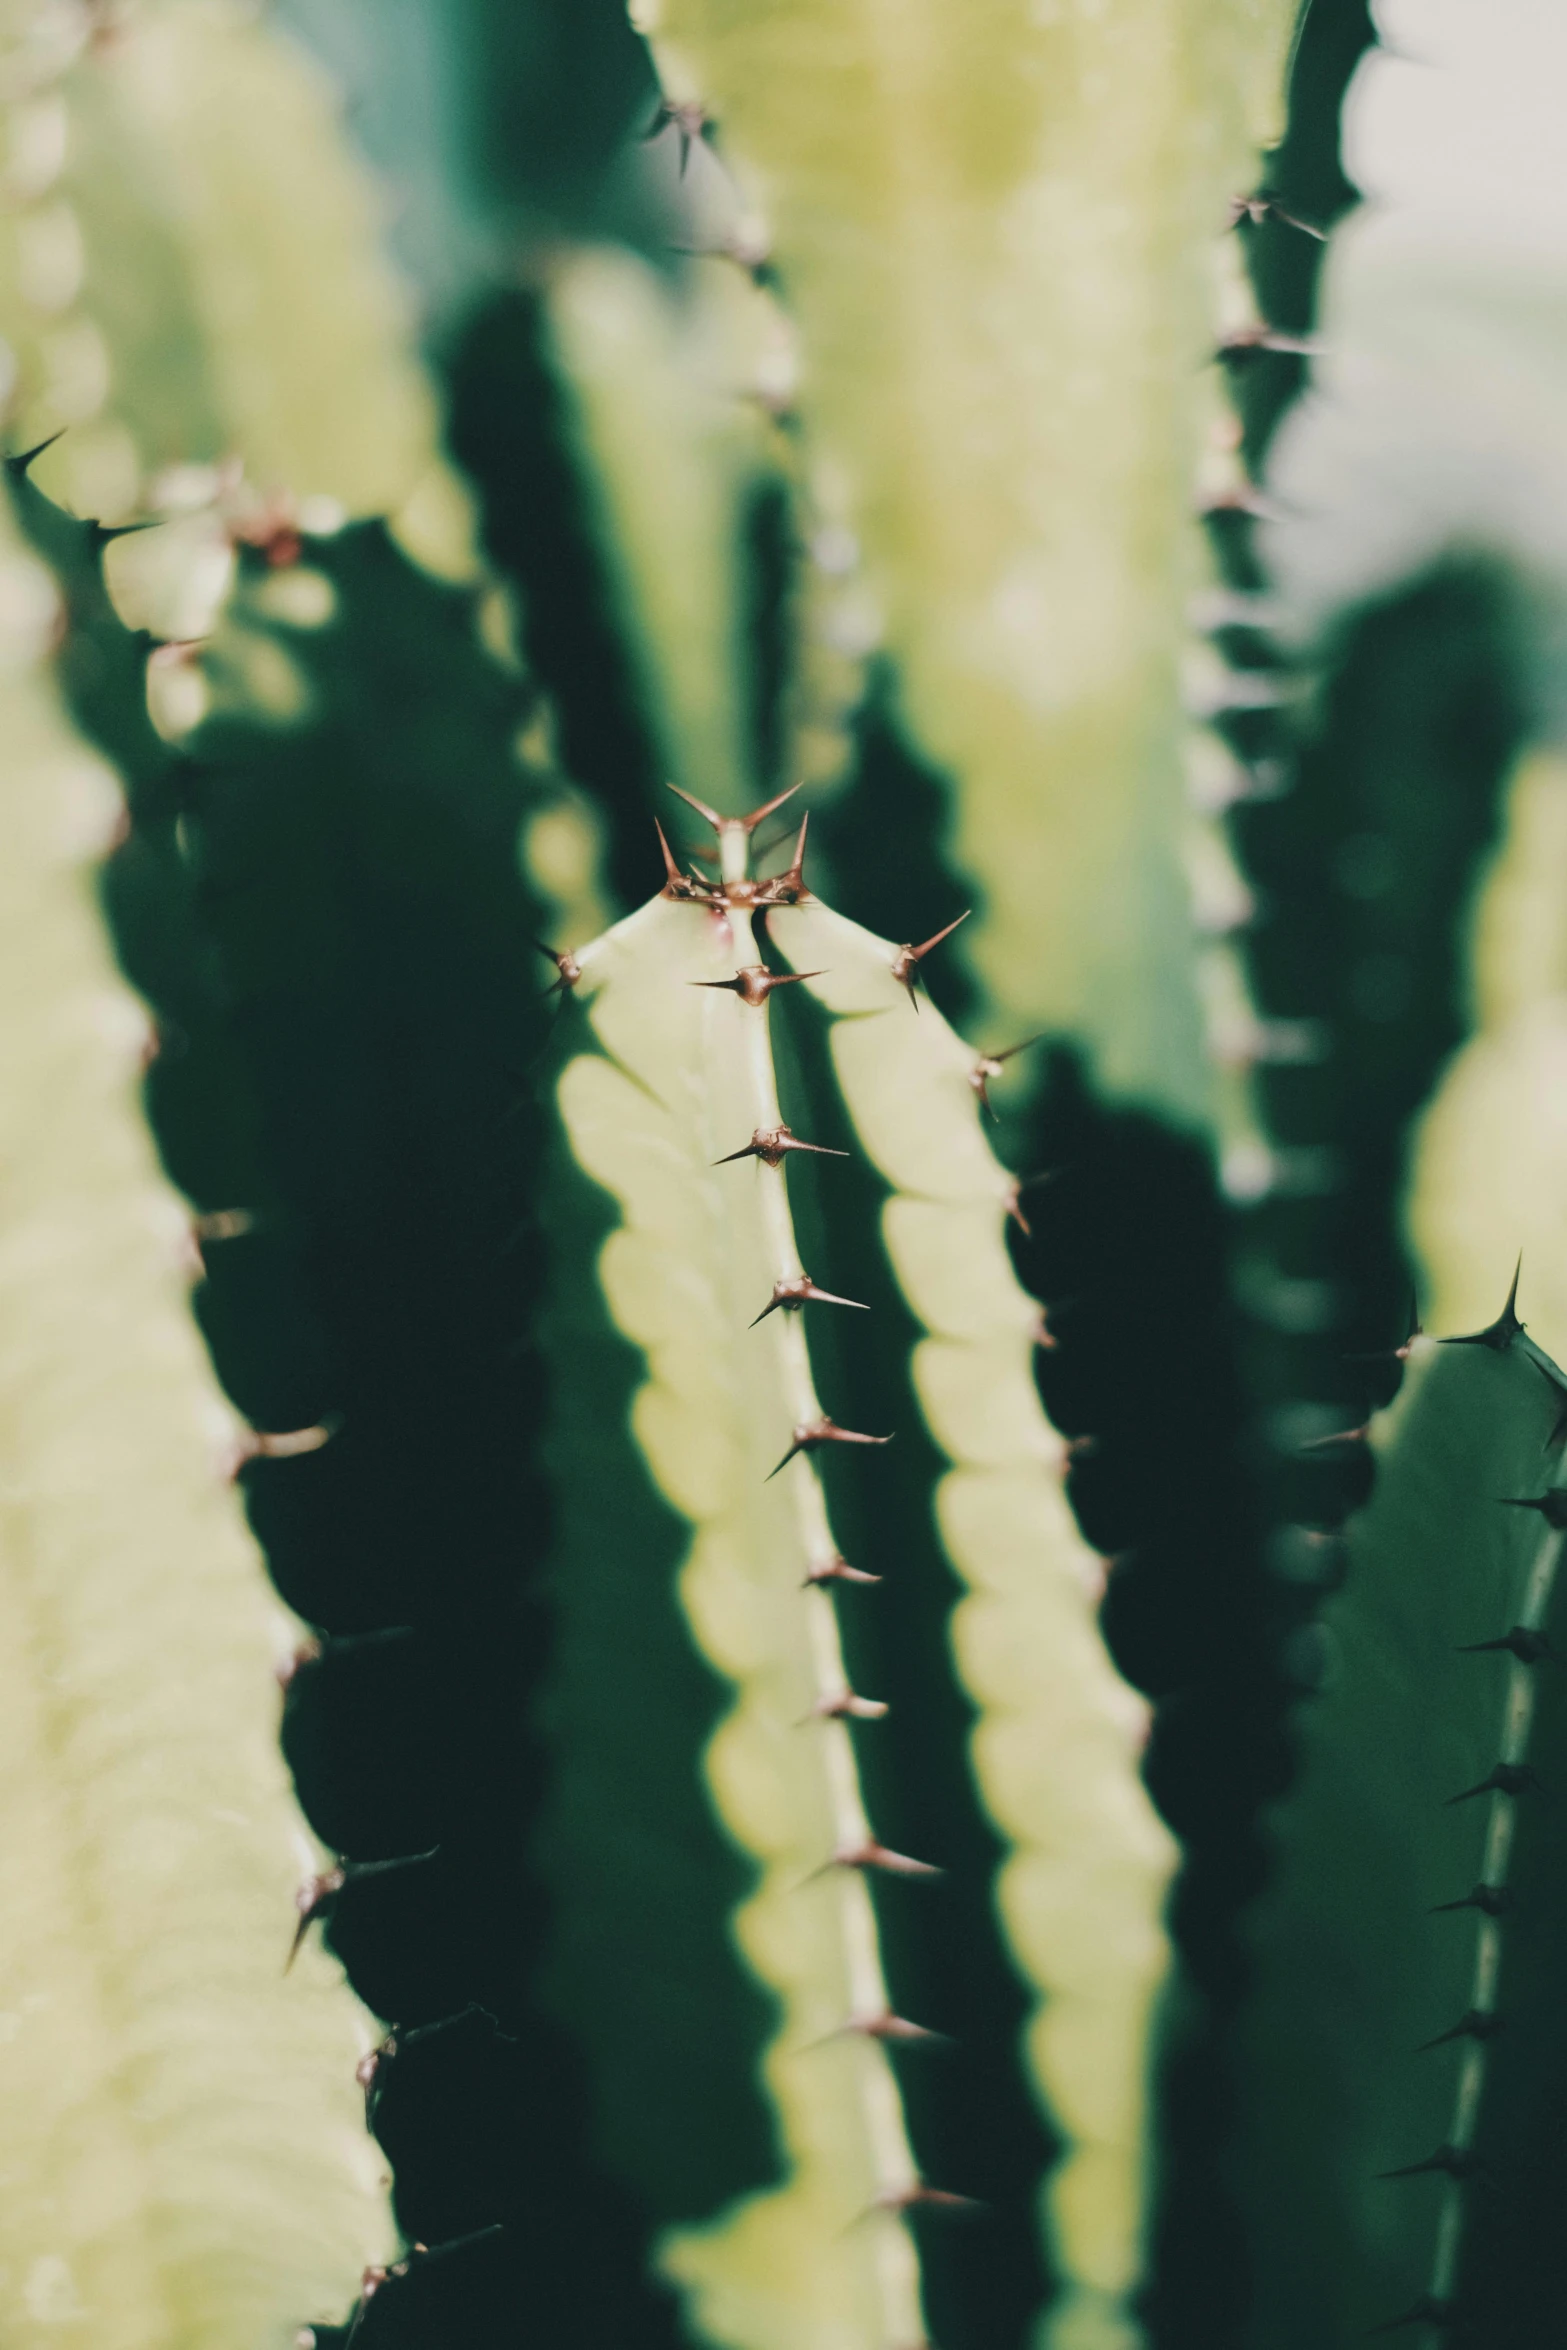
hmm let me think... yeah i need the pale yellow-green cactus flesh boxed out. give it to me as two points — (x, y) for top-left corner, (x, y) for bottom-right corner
(1409, 748), (1567, 1369)
(561, 0), (1295, 1122)
(553, 884), (1175, 2350)
(0, 506), (391, 2349)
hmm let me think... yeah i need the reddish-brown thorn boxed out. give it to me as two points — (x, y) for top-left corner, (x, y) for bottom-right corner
(825, 1839), (940, 1879)
(890, 910), (971, 1008)
(970, 1034), (1044, 1116)
(194, 1207), (254, 1243)
(654, 818), (711, 902)
(768, 1417), (893, 1478)
(228, 1422), (334, 1478)
(803, 1555), (881, 1586)
(1299, 1422), (1370, 1452)
(692, 964), (823, 1009)
(1004, 1170), (1057, 1238)
(715, 1124), (848, 1168)
(276, 1637), (321, 1691)
(666, 778), (803, 837)
(757, 810), (812, 905)
(869, 2182), (982, 2218)
(1216, 324), (1323, 361)
(752, 1274), (869, 1325)
(534, 939), (583, 994)
(802, 1685), (889, 1722)
(286, 1867), (346, 1969)
(838, 2011), (945, 2046)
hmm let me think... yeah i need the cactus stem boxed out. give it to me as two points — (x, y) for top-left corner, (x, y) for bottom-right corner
(691, 964), (823, 1007)
(767, 1417), (894, 1478)
(802, 1556), (881, 1587)
(715, 906), (930, 2284)
(1439, 1256), (1525, 1352)
(752, 1274), (870, 1325)
(890, 912), (971, 1009)
(714, 1123), (849, 1167)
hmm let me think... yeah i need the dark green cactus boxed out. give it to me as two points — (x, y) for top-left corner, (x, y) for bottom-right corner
(1233, 1308), (1567, 2344)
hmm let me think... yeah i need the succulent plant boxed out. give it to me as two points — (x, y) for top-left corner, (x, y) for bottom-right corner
(7, 1), (1567, 2348)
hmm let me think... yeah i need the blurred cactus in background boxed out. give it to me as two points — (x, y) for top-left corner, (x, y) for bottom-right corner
(6, 1), (1567, 2346)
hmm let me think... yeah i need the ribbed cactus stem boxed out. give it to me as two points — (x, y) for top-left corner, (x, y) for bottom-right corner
(1428, 1347), (1565, 2318)
(556, 852), (927, 2348)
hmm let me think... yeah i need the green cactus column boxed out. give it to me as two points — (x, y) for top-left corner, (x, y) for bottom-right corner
(0, 499), (390, 2350)
(593, 0), (1295, 1118)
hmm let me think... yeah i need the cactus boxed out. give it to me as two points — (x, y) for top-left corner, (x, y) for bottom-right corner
(1232, 1312), (1567, 2345)
(0, 488), (390, 2348)
(10, 428), (1179, 2342)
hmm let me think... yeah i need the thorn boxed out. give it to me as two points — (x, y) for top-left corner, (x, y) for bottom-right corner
(287, 1848), (440, 1967)
(1498, 1491), (1567, 1531)
(752, 1274), (869, 1325)
(276, 1637), (322, 1690)
(869, 2182), (982, 2218)
(1418, 2008), (1504, 2053)
(287, 1867), (345, 1968)
(1345, 1296), (1422, 1365)
(1446, 1762), (1542, 1805)
(768, 1417), (893, 1478)
(1441, 1256), (1524, 1351)
(4, 429), (66, 476)
(666, 778), (802, 838)
(803, 1685), (889, 1722)
(803, 1555), (881, 1586)
(1431, 1883), (1511, 1918)
(1299, 1421), (1371, 1452)
(715, 1124), (849, 1168)
(92, 517), (162, 544)
(691, 964), (823, 1008)
(1003, 1170), (1056, 1238)
(1377, 2144), (1483, 2183)
(1228, 191), (1327, 239)
(345, 2228), (508, 2345)
(1459, 1623), (1557, 1664)
(833, 2011), (945, 2046)
(1216, 324), (1324, 362)
(758, 809), (811, 905)
(825, 1840), (940, 1880)
(654, 818), (711, 902)
(642, 98), (713, 175)
(534, 939), (582, 994)
(1367, 2296), (1453, 2336)
(890, 911), (971, 1007)
(970, 1035), (1044, 1115)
